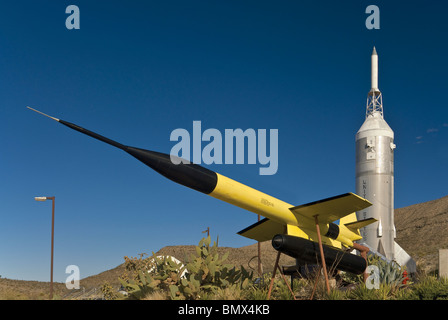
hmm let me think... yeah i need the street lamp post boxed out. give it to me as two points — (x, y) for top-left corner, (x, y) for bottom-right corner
(35, 196), (55, 300)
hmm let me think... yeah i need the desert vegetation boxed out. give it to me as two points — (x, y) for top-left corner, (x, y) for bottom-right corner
(2, 235), (448, 300)
(112, 236), (448, 300)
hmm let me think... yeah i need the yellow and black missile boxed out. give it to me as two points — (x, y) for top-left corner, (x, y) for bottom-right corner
(28, 107), (376, 274)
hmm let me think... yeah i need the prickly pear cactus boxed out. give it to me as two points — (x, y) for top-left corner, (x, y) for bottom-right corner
(169, 236), (253, 300)
(119, 253), (186, 299)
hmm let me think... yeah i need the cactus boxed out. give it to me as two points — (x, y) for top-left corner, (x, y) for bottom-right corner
(367, 254), (407, 290)
(119, 253), (186, 299)
(169, 236), (253, 300)
(100, 281), (119, 300)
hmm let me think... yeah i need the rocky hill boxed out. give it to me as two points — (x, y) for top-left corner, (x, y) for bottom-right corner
(394, 195), (448, 273)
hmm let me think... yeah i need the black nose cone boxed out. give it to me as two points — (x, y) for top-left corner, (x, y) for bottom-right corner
(125, 146), (218, 194)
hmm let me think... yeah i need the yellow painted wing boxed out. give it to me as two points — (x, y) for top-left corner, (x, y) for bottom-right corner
(289, 193), (372, 224)
(237, 218), (286, 242)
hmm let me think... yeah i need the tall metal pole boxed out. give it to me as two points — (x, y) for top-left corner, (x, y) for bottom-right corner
(257, 214), (262, 276)
(35, 196), (55, 299)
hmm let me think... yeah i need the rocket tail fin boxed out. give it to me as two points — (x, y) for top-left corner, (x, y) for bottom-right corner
(237, 218), (286, 242)
(394, 241), (417, 273)
(344, 218), (377, 236)
(289, 193), (372, 225)
(339, 212), (358, 226)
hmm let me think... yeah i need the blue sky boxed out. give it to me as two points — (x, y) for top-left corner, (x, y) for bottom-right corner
(1, 1), (447, 282)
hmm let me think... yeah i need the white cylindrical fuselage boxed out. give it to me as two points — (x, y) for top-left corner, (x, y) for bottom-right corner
(355, 112), (396, 259)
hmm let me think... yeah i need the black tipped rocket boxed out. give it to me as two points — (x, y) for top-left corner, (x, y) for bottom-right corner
(27, 107), (218, 194)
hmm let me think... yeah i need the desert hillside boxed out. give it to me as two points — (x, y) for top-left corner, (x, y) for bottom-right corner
(394, 195), (448, 273)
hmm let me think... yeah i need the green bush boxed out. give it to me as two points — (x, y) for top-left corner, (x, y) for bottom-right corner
(347, 283), (394, 300)
(397, 276), (448, 300)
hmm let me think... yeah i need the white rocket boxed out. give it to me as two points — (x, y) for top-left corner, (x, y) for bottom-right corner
(355, 47), (416, 272)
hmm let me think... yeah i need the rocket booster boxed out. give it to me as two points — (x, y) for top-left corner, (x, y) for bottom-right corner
(272, 234), (367, 274)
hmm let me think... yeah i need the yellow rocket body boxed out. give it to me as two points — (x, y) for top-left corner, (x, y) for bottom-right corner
(211, 173), (299, 225)
(210, 173), (374, 249)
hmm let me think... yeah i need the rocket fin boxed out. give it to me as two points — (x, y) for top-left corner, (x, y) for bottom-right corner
(339, 212), (358, 226)
(394, 241), (417, 273)
(237, 218), (285, 242)
(377, 240), (386, 257)
(236, 218), (338, 247)
(289, 193), (372, 224)
(344, 218), (377, 235)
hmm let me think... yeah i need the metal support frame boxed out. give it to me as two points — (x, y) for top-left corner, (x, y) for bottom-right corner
(267, 251), (297, 300)
(268, 215), (332, 300)
(353, 242), (370, 282)
(313, 215), (331, 295)
(267, 221), (371, 300)
(366, 90), (383, 118)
